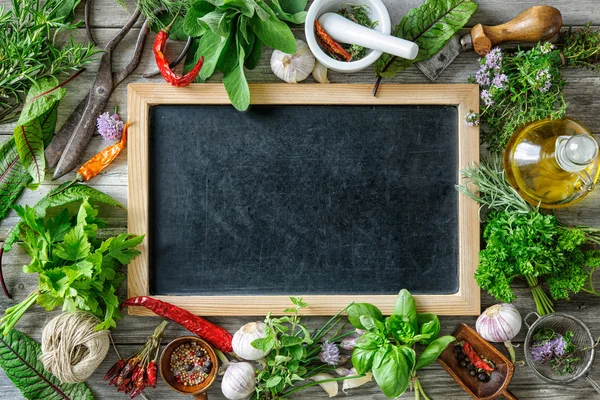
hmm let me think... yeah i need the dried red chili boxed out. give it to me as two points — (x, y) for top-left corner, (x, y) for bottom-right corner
(105, 359), (125, 381)
(121, 296), (234, 352)
(314, 20), (352, 62)
(130, 383), (146, 399)
(146, 361), (157, 388)
(463, 342), (494, 373)
(154, 17), (204, 87)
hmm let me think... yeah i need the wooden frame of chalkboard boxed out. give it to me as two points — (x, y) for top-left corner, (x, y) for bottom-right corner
(127, 83), (480, 316)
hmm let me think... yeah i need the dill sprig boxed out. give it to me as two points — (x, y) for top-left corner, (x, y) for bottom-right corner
(0, 0), (98, 123)
(456, 155), (535, 215)
(557, 23), (600, 71)
(129, 0), (190, 27)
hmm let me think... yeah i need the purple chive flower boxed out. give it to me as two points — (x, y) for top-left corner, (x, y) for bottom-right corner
(466, 111), (480, 127)
(531, 335), (568, 362)
(319, 342), (340, 365)
(480, 90), (494, 106)
(536, 68), (552, 92)
(475, 68), (491, 87)
(491, 73), (508, 90)
(97, 112), (125, 140)
(485, 47), (503, 70)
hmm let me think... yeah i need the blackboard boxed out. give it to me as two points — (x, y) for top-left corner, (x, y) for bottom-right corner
(127, 84), (480, 316)
(148, 105), (459, 295)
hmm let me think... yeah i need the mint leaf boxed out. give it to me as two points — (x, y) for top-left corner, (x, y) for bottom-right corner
(0, 329), (94, 400)
(249, 14), (296, 53)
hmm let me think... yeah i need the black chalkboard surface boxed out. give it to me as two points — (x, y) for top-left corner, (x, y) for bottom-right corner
(148, 104), (459, 297)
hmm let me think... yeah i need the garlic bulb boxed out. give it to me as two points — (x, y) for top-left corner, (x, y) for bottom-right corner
(233, 322), (268, 360)
(221, 362), (256, 400)
(312, 61), (329, 83)
(271, 40), (315, 83)
(476, 303), (522, 364)
(310, 373), (338, 397)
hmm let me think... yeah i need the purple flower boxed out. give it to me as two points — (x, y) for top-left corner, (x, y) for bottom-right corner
(491, 73), (508, 90)
(475, 68), (491, 87)
(531, 335), (568, 362)
(97, 112), (125, 140)
(536, 68), (552, 92)
(319, 342), (340, 365)
(466, 111), (480, 127)
(485, 48), (503, 70)
(540, 42), (555, 54)
(480, 90), (494, 106)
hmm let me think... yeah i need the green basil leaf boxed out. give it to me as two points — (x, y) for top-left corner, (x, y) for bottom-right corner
(417, 313), (441, 344)
(385, 314), (416, 344)
(0, 329), (94, 399)
(394, 289), (417, 330)
(244, 39), (263, 69)
(398, 345), (416, 372)
(414, 335), (455, 370)
(375, 0), (478, 78)
(249, 14), (296, 53)
(359, 315), (384, 332)
(352, 347), (376, 374)
(372, 345), (410, 398)
(14, 118), (44, 187)
(0, 138), (30, 220)
(346, 303), (383, 329)
(355, 332), (383, 350)
(222, 44), (250, 111)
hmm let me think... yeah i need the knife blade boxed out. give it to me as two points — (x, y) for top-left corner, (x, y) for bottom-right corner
(416, 5), (562, 81)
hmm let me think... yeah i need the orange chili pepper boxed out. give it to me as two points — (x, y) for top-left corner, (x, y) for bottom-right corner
(78, 122), (128, 181)
(314, 20), (352, 62)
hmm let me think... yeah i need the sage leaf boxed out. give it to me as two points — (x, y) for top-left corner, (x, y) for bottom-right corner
(223, 45), (251, 111)
(0, 329), (94, 400)
(217, 29), (239, 74)
(14, 118), (45, 187)
(0, 138), (31, 220)
(279, 0), (307, 14)
(250, 14), (296, 54)
(3, 182), (124, 252)
(198, 31), (230, 80)
(375, 0), (478, 78)
(183, 1), (215, 37)
(244, 38), (263, 69)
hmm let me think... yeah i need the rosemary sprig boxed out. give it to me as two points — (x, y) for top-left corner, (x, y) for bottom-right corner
(456, 155), (535, 215)
(0, 0), (98, 123)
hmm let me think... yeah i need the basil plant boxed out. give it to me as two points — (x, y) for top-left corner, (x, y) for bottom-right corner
(348, 289), (455, 399)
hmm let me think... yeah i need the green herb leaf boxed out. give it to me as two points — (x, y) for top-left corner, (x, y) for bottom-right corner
(14, 119), (45, 187)
(385, 314), (417, 344)
(279, 0), (307, 14)
(375, 0), (477, 78)
(346, 303), (383, 329)
(223, 44), (251, 111)
(39, 103), (59, 146)
(16, 77), (66, 128)
(372, 345), (410, 398)
(0, 329), (94, 399)
(414, 335), (455, 370)
(393, 289), (417, 330)
(0, 138), (30, 220)
(244, 37), (263, 69)
(249, 14), (296, 54)
(352, 347), (376, 374)
(54, 225), (91, 261)
(183, 1), (216, 37)
(417, 313), (441, 345)
(217, 29), (239, 74)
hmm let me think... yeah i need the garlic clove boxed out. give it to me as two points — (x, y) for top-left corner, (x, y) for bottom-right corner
(221, 362), (256, 400)
(271, 39), (316, 84)
(310, 373), (339, 397)
(312, 61), (330, 83)
(342, 372), (373, 393)
(232, 321), (269, 360)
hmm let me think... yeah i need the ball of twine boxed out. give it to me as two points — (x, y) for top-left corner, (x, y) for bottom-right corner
(41, 311), (110, 383)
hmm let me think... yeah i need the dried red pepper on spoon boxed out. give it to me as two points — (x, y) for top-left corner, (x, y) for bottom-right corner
(154, 15), (204, 87)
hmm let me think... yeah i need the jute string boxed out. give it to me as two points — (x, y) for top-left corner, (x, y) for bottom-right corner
(41, 312), (109, 383)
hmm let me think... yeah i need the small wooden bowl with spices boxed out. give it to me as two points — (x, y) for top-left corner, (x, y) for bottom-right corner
(160, 336), (219, 399)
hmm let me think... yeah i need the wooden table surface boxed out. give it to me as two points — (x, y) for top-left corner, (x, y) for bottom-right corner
(1, 0), (600, 398)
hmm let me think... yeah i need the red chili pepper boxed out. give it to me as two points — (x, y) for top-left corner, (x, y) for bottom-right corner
(463, 342), (494, 373)
(120, 296), (233, 352)
(105, 359), (125, 381)
(146, 361), (157, 388)
(130, 383), (146, 399)
(117, 378), (131, 392)
(131, 366), (144, 387)
(314, 20), (352, 62)
(116, 357), (139, 386)
(154, 24), (204, 87)
(109, 374), (120, 386)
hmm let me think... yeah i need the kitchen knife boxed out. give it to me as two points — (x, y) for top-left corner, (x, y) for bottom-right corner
(416, 5), (562, 81)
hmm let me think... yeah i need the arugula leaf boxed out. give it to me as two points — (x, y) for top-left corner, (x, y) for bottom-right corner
(0, 329), (94, 400)
(375, 0), (477, 78)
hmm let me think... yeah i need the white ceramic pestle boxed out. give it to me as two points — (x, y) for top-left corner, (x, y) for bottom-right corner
(318, 13), (419, 60)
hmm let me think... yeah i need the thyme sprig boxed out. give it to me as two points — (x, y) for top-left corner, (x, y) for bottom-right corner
(558, 23), (600, 71)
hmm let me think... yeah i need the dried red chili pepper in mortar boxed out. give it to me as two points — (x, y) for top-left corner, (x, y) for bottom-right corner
(314, 20), (352, 62)
(154, 14), (204, 87)
(121, 296), (233, 353)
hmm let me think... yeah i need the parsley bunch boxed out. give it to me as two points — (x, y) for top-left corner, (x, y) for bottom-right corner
(0, 199), (144, 334)
(469, 43), (567, 152)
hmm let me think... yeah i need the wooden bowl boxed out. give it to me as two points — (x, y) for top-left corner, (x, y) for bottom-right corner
(438, 324), (517, 400)
(159, 336), (219, 400)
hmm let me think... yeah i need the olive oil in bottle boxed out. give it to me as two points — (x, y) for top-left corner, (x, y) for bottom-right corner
(504, 117), (599, 209)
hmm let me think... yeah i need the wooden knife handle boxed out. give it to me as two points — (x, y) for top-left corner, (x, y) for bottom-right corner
(470, 5), (562, 55)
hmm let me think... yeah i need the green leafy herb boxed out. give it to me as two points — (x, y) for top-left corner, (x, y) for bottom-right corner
(0, 329), (94, 399)
(0, 198), (143, 334)
(557, 23), (600, 72)
(348, 289), (454, 399)
(251, 297), (360, 399)
(182, 0), (303, 110)
(0, 138), (30, 221)
(328, 4), (377, 61)
(374, 0), (477, 80)
(468, 43), (567, 152)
